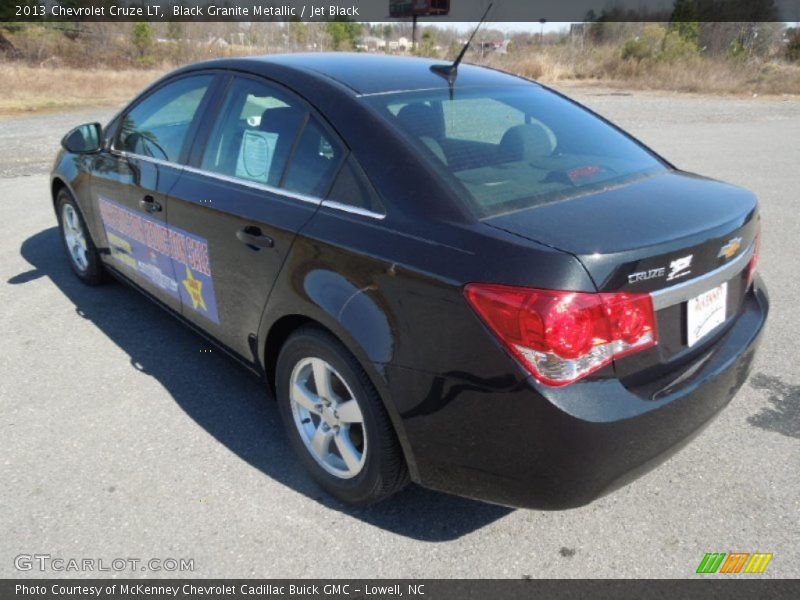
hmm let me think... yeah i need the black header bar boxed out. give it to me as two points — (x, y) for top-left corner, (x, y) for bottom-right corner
(3, 1), (799, 23)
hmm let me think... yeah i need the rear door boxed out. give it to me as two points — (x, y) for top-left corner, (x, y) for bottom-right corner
(91, 74), (216, 311)
(166, 74), (345, 359)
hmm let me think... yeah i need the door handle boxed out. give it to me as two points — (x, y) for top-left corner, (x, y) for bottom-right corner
(236, 226), (274, 250)
(139, 195), (162, 213)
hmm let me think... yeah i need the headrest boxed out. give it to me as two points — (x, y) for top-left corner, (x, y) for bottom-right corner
(259, 106), (305, 134)
(499, 123), (555, 161)
(396, 103), (445, 140)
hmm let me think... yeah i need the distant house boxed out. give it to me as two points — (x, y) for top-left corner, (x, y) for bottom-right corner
(361, 36), (387, 51)
(387, 38), (410, 52)
(478, 39), (510, 54)
(206, 37), (229, 48)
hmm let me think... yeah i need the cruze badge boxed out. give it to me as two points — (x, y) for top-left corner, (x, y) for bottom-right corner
(718, 237), (742, 260)
(628, 267), (666, 284)
(667, 255), (693, 282)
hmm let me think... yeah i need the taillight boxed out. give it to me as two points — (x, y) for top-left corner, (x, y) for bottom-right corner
(464, 284), (658, 387)
(747, 227), (761, 288)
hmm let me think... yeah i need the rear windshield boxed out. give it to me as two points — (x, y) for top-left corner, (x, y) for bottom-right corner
(364, 85), (667, 218)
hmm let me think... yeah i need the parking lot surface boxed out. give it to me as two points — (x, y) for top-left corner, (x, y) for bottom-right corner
(1, 88), (798, 578)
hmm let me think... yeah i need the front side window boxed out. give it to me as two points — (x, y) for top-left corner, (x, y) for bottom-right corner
(201, 77), (306, 187)
(117, 75), (212, 163)
(368, 86), (667, 218)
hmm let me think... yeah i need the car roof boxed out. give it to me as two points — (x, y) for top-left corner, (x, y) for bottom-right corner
(233, 52), (532, 96)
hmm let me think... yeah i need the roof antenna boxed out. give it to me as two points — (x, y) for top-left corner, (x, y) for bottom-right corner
(430, 2), (494, 96)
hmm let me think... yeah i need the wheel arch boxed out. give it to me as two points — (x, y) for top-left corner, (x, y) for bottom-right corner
(51, 176), (69, 211)
(263, 313), (316, 394)
(262, 311), (388, 401)
(260, 310), (419, 481)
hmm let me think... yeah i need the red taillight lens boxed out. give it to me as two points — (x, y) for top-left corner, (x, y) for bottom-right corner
(600, 293), (655, 351)
(747, 228), (761, 288)
(465, 284), (658, 387)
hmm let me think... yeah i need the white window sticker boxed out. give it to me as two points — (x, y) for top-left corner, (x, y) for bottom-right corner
(235, 130), (278, 183)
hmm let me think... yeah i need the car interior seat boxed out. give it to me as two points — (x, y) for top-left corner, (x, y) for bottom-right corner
(499, 123), (556, 162)
(396, 103), (448, 165)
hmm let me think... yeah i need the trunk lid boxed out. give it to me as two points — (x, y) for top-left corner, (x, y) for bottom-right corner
(486, 171), (759, 383)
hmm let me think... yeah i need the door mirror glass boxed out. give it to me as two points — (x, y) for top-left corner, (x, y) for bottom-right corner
(61, 123), (102, 154)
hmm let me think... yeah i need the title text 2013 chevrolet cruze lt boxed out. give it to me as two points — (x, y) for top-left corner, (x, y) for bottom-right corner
(51, 54), (768, 508)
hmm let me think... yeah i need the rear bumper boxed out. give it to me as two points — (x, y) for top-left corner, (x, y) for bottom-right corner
(387, 277), (769, 509)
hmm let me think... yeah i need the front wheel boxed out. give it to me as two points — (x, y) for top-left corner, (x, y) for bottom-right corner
(56, 189), (105, 285)
(276, 326), (409, 505)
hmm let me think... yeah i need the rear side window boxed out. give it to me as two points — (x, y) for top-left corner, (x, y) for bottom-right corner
(117, 75), (212, 163)
(282, 117), (344, 196)
(201, 77), (306, 187)
(368, 86), (667, 218)
(327, 156), (384, 214)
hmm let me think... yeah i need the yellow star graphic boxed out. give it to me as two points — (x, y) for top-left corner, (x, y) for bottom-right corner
(182, 265), (207, 312)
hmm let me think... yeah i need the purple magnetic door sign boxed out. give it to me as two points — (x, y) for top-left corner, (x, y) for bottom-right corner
(98, 196), (220, 324)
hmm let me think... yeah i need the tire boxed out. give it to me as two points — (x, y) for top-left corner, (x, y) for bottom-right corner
(56, 188), (105, 285)
(276, 325), (409, 505)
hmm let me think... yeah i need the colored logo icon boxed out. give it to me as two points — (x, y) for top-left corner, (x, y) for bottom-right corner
(697, 552), (773, 574)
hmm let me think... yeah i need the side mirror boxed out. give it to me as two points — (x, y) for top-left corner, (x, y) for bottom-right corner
(61, 122), (103, 154)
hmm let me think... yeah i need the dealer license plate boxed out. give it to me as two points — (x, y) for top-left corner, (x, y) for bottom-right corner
(687, 282), (728, 347)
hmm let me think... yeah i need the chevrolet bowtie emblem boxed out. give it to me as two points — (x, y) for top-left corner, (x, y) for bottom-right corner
(718, 237), (742, 260)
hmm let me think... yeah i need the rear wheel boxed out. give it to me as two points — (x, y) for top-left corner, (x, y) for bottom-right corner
(56, 189), (104, 285)
(276, 326), (409, 505)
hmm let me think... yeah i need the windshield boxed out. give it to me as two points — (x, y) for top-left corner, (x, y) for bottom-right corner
(364, 85), (668, 218)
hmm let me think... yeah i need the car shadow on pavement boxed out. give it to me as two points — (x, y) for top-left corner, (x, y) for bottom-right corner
(11, 227), (513, 541)
(748, 372), (800, 440)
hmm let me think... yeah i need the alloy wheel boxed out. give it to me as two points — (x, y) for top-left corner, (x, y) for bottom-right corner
(61, 203), (89, 273)
(289, 357), (367, 479)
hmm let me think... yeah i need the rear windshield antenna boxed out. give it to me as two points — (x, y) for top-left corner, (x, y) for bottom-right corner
(430, 2), (494, 90)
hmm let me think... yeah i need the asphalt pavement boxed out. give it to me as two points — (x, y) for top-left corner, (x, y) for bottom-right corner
(1, 88), (798, 578)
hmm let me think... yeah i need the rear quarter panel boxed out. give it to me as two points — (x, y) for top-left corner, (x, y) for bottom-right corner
(257, 205), (596, 478)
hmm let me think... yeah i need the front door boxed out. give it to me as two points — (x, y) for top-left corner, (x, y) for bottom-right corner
(91, 74), (216, 311)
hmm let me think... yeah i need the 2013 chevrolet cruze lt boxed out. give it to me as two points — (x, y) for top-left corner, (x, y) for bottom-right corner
(51, 53), (768, 508)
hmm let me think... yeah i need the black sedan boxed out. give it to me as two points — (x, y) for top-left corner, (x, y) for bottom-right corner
(51, 53), (768, 509)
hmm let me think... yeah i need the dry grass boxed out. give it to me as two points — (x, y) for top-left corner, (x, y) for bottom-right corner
(482, 46), (800, 96)
(2, 46), (799, 117)
(0, 64), (166, 115)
